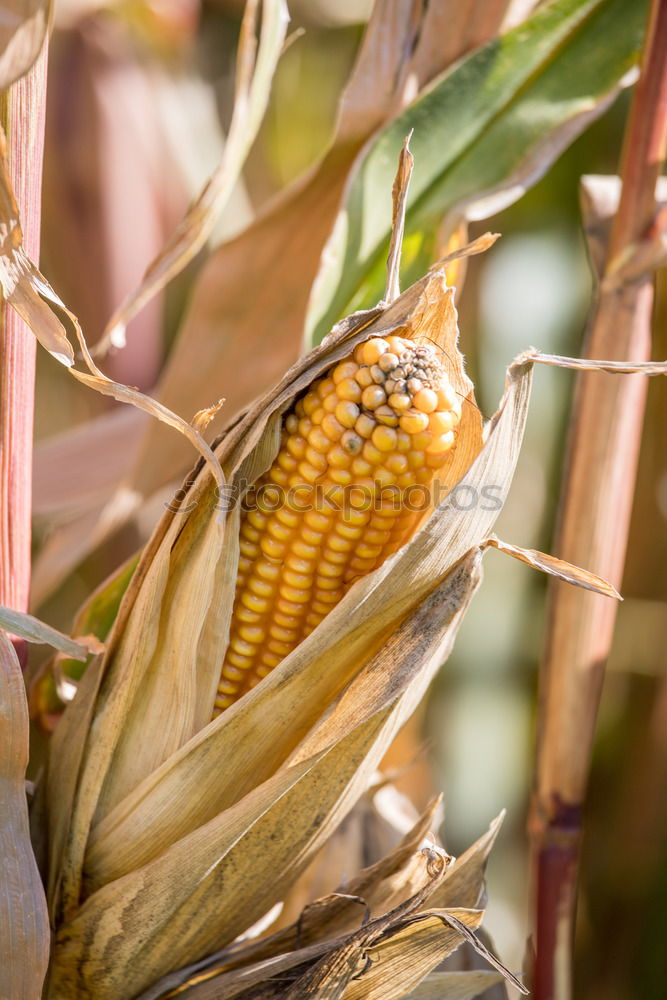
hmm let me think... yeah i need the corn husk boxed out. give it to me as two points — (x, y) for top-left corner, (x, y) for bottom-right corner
(43, 233), (618, 997)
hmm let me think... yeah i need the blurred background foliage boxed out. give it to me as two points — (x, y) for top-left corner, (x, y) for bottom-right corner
(30, 2), (667, 997)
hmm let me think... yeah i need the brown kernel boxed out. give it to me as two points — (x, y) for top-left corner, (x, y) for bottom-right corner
(341, 430), (363, 454)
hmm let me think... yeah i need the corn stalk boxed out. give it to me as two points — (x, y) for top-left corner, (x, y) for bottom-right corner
(0, 41), (48, 662)
(530, 0), (667, 995)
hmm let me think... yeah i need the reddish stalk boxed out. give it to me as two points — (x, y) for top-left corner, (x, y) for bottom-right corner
(530, 2), (667, 997)
(0, 47), (49, 665)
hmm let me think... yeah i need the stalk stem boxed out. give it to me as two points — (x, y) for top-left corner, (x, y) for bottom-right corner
(531, 2), (667, 997)
(0, 48), (48, 664)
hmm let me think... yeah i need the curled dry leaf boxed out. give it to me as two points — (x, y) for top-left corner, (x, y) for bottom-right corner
(96, 0), (289, 355)
(0, 116), (226, 498)
(0, 604), (90, 659)
(45, 244), (539, 998)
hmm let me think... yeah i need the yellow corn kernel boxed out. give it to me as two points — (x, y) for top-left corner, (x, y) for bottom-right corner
(214, 332), (463, 715)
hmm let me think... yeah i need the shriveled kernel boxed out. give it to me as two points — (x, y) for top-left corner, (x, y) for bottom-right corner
(406, 377), (423, 395)
(413, 388), (438, 413)
(370, 364), (385, 384)
(361, 338), (390, 365)
(378, 352), (399, 373)
(335, 401), (360, 428)
(361, 385), (387, 410)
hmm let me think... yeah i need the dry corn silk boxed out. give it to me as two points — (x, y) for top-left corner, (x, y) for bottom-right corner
(215, 274), (482, 714)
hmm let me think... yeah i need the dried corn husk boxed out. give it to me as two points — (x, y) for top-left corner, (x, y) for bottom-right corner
(44, 234), (618, 998)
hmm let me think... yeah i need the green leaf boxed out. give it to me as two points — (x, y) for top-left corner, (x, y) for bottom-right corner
(306, 0), (648, 344)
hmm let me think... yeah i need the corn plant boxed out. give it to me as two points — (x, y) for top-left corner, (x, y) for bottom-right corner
(1, 2), (666, 999)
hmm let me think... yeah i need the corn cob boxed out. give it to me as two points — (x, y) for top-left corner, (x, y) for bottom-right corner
(214, 334), (462, 715)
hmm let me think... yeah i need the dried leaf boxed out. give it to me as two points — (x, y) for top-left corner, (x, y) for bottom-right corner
(484, 536), (621, 599)
(135, 810), (504, 1000)
(32, 407), (146, 522)
(97, 0), (289, 354)
(0, 120), (227, 499)
(47, 257), (538, 998)
(0, 633), (49, 999)
(404, 970), (505, 1000)
(384, 133), (414, 303)
(0, 0), (49, 91)
(526, 349), (667, 376)
(0, 604), (89, 659)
